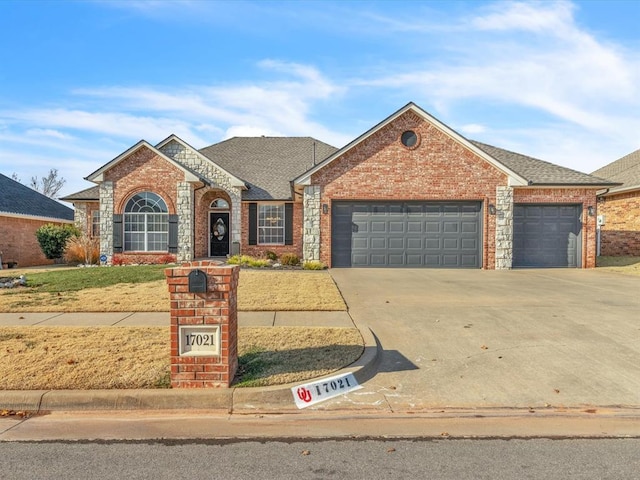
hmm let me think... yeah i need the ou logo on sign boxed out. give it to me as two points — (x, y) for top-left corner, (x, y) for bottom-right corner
(296, 387), (312, 403)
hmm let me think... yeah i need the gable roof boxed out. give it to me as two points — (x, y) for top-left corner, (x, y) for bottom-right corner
(472, 141), (618, 186)
(199, 137), (338, 200)
(591, 148), (640, 194)
(155, 135), (247, 189)
(294, 102), (615, 188)
(85, 140), (206, 184)
(59, 185), (100, 202)
(0, 173), (74, 221)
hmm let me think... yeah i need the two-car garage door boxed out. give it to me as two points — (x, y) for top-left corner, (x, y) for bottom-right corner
(331, 201), (582, 268)
(331, 201), (481, 267)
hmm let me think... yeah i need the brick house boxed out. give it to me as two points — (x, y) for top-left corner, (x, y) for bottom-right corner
(592, 149), (640, 256)
(62, 102), (616, 269)
(0, 173), (75, 268)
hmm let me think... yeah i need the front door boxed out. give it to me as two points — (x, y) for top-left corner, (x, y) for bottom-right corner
(210, 212), (230, 257)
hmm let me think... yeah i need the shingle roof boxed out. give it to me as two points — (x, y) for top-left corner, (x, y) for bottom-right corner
(471, 141), (618, 186)
(199, 137), (338, 200)
(0, 173), (74, 220)
(60, 185), (100, 202)
(591, 148), (640, 193)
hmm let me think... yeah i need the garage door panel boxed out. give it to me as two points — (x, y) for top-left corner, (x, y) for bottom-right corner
(514, 204), (581, 268)
(332, 201), (481, 268)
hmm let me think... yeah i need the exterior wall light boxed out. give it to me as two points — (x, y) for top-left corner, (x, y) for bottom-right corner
(322, 204), (329, 214)
(488, 204), (497, 215)
(587, 206), (595, 216)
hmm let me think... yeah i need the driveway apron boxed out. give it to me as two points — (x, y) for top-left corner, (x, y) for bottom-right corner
(329, 268), (640, 412)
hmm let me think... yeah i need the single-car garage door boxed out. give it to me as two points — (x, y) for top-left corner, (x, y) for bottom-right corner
(331, 201), (481, 267)
(513, 204), (582, 268)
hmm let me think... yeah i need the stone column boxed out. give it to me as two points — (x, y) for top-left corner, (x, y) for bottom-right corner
(99, 181), (114, 262)
(495, 186), (513, 270)
(303, 186), (321, 262)
(176, 182), (193, 262)
(165, 261), (239, 388)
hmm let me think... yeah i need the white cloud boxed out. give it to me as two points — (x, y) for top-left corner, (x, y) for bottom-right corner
(459, 124), (487, 135)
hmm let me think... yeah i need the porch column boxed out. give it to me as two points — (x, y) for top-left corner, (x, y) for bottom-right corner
(176, 182), (193, 262)
(303, 186), (321, 262)
(230, 188), (242, 254)
(495, 186), (513, 270)
(99, 181), (114, 262)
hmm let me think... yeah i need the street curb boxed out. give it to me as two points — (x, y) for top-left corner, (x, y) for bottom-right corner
(0, 323), (380, 413)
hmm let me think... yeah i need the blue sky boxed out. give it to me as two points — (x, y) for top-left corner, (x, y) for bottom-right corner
(1, 0), (640, 198)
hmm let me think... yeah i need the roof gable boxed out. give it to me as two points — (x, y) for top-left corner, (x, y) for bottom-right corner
(0, 173), (74, 221)
(295, 102), (615, 188)
(295, 102), (529, 187)
(85, 140), (204, 184)
(155, 135), (247, 189)
(592, 148), (640, 194)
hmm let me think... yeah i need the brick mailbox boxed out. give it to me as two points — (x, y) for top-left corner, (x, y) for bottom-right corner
(165, 260), (239, 388)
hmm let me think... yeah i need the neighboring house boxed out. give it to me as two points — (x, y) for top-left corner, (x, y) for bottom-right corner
(592, 149), (640, 256)
(0, 173), (75, 268)
(62, 102), (616, 269)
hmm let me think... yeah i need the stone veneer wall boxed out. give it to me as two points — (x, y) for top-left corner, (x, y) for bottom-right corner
(303, 185), (321, 261)
(495, 186), (513, 269)
(159, 140), (243, 249)
(73, 203), (89, 234)
(99, 181), (114, 262)
(176, 182), (193, 262)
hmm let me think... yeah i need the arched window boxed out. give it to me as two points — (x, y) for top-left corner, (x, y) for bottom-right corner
(210, 198), (229, 209)
(124, 192), (169, 251)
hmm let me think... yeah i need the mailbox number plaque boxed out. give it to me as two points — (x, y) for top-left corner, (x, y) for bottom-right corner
(179, 326), (220, 356)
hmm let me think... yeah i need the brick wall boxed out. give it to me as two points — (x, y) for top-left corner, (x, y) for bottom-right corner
(513, 188), (599, 268)
(103, 146), (183, 262)
(311, 110), (507, 268)
(598, 191), (640, 256)
(105, 147), (182, 215)
(194, 189), (233, 258)
(240, 202), (304, 259)
(0, 215), (72, 268)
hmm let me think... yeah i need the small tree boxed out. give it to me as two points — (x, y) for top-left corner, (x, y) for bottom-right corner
(36, 224), (80, 260)
(31, 168), (66, 198)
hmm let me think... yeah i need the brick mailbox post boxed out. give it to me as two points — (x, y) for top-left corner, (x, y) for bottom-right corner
(165, 261), (239, 388)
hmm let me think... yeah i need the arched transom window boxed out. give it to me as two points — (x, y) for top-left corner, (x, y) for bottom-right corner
(124, 192), (168, 251)
(210, 198), (229, 209)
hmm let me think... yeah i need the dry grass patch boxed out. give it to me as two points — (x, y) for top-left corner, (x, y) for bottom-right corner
(238, 270), (346, 311)
(597, 256), (640, 276)
(0, 268), (344, 312)
(0, 280), (169, 313)
(0, 326), (363, 390)
(235, 327), (363, 387)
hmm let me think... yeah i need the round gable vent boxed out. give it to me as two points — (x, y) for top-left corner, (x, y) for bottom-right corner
(401, 130), (419, 148)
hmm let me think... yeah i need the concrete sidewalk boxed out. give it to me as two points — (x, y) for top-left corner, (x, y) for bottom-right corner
(0, 310), (354, 328)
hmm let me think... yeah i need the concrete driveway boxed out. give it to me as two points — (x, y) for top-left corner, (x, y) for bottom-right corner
(329, 268), (640, 412)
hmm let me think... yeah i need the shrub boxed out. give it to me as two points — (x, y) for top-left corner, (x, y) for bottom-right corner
(227, 255), (269, 268)
(303, 260), (326, 270)
(264, 250), (278, 261)
(64, 235), (100, 265)
(157, 254), (177, 264)
(280, 252), (300, 266)
(35, 224), (81, 260)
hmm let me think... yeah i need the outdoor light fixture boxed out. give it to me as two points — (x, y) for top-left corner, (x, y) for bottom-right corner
(322, 204), (329, 214)
(587, 206), (595, 216)
(488, 204), (497, 215)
